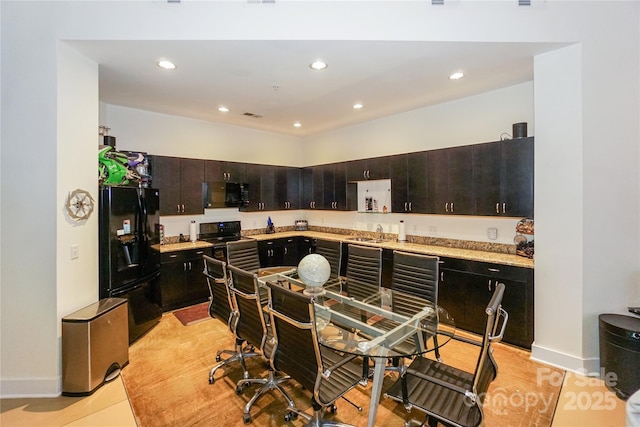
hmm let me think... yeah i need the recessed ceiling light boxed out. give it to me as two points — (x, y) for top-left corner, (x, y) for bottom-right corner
(353, 103), (364, 110)
(293, 122), (302, 128)
(218, 106), (229, 113)
(449, 71), (464, 80)
(157, 60), (177, 70)
(310, 61), (328, 71)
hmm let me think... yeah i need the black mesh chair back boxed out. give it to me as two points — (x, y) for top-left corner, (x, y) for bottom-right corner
(314, 239), (343, 288)
(266, 281), (364, 424)
(315, 239), (341, 277)
(376, 251), (440, 360)
(228, 264), (265, 351)
(390, 251), (439, 308)
(228, 265), (296, 424)
(344, 244), (382, 301)
(227, 239), (261, 274)
(203, 255), (233, 325)
(267, 282), (318, 392)
(203, 255), (260, 385)
(385, 282), (509, 427)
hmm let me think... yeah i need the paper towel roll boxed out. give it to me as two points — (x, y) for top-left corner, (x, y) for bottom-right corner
(189, 221), (197, 242)
(398, 220), (406, 242)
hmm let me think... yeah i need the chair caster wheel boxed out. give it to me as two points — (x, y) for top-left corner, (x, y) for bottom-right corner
(208, 376), (214, 384)
(284, 411), (298, 422)
(328, 404), (337, 414)
(243, 413), (252, 424)
(215, 355), (221, 362)
(236, 386), (244, 395)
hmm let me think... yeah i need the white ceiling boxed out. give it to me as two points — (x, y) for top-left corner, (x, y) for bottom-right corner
(69, 40), (561, 136)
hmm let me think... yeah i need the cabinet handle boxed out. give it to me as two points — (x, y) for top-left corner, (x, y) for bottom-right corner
(404, 202), (408, 211)
(496, 203), (500, 214)
(196, 251), (203, 255)
(488, 279), (492, 291)
(184, 262), (187, 271)
(488, 268), (500, 272)
(445, 202), (449, 213)
(177, 205), (180, 213)
(440, 272), (444, 282)
(284, 248), (288, 255)
(169, 254), (178, 258)
(451, 202), (454, 213)
(502, 203), (506, 214)
(182, 204), (185, 213)
(409, 202), (412, 212)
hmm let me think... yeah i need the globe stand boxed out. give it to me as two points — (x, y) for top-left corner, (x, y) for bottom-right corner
(303, 285), (326, 297)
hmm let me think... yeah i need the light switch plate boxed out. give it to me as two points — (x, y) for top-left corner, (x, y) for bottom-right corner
(487, 228), (498, 240)
(70, 244), (79, 260)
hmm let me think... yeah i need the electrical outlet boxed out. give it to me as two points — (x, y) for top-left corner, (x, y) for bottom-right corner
(487, 228), (498, 240)
(70, 244), (79, 260)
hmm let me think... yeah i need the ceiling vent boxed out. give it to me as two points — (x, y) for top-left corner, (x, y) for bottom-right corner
(243, 112), (263, 119)
(518, 0), (531, 5)
(432, 0), (444, 5)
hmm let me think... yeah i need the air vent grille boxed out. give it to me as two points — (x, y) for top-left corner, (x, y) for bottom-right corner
(243, 112), (264, 119)
(518, 0), (531, 5)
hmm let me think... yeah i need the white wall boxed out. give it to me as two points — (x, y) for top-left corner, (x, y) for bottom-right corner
(1, 0), (638, 396)
(103, 104), (303, 166)
(303, 82), (535, 165)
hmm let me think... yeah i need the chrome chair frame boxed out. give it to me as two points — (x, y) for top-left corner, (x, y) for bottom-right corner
(265, 281), (364, 427)
(385, 283), (508, 427)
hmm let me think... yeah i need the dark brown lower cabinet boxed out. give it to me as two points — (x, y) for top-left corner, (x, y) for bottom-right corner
(439, 257), (534, 349)
(153, 248), (213, 311)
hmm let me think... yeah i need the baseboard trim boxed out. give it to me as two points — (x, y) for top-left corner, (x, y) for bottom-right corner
(0, 376), (61, 398)
(531, 343), (600, 375)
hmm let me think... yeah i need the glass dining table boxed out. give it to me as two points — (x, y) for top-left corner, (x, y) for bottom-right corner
(258, 272), (456, 427)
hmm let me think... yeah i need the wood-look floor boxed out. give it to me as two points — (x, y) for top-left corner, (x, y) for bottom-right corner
(121, 312), (564, 427)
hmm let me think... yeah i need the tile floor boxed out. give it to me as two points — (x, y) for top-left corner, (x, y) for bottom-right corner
(0, 370), (629, 427)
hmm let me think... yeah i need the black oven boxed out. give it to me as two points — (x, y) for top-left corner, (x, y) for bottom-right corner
(199, 221), (243, 262)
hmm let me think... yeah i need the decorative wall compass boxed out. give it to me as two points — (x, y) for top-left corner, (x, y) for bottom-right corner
(65, 189), (95, 221)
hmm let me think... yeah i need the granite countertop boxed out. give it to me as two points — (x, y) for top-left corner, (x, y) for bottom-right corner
(153, 240), (214, 253)
(248, 231), (534, 269)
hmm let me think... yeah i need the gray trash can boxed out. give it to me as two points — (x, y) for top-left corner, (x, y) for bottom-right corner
(62, 298), (129, 396)
(599, 313), (640, 400)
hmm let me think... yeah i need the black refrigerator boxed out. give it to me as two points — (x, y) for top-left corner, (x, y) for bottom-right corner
(99, 186), (162, 343)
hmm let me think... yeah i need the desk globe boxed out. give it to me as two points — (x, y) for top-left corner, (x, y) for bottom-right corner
(297, 254), (331, 296)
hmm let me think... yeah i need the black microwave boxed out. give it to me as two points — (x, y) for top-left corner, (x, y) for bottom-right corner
(202, 182), (248, 208)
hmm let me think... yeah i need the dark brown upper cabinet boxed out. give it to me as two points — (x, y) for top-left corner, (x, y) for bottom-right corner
(346, 156), (390, 181)
(427, 146), (474, 215)
(204, 160), (246, 183)
(473, 137), (534, 217)
(153, 155), (204, 215)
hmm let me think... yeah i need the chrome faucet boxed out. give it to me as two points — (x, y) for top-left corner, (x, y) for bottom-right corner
(376, 224), (384, 240)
